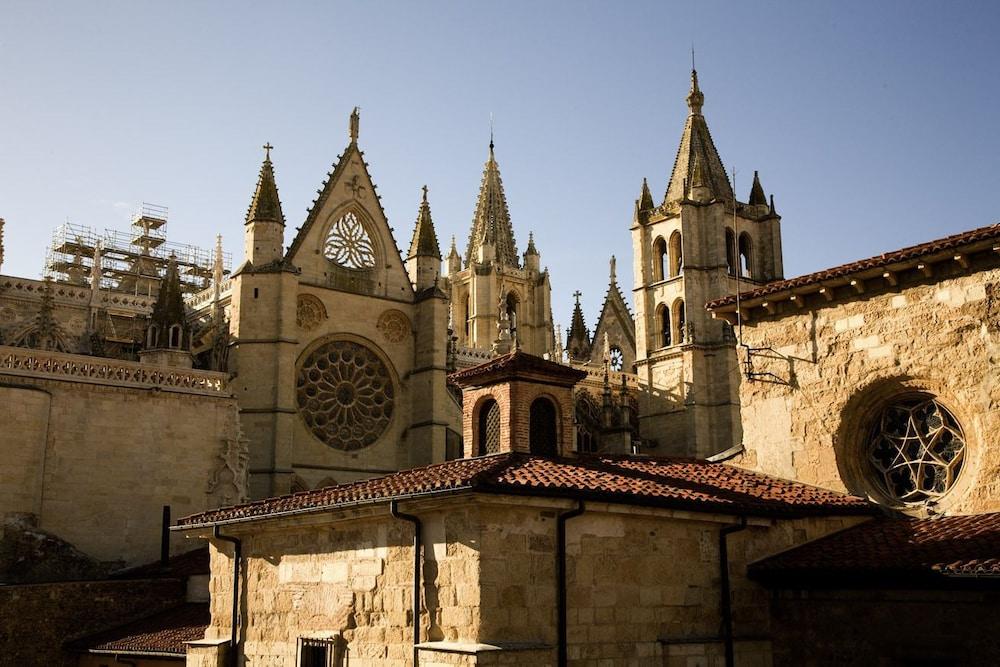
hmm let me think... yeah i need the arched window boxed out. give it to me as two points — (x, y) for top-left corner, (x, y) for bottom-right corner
(168, 324), (182, 349)
(668, 231), (683, 278)
(147, 325), (158, 349)
(477, 398), (501, 456)
(653, 237), (667, 281)
(673, 299), (686, 344)
(739, 233), (753, 279)
(657, 304), (671, 348)
(463, 294), (470, 340)
(506, 292), (519, 340)
(725, 228), (737, 276)
(529, 397), (558, 456)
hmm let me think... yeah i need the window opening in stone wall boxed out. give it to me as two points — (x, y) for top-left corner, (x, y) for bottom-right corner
(674, 299), (686, 344)
(738, 232), (753, 279)
(298, 637), (342, 667)
(725, 228), (737, 276)
(324, 211), (376, 270)
(575, 392), (601, 454)
(464, 294), (470, 340)
(653, 237), (667, 281)
(168, 324), (181, 348)
(477, 398), (501, 455)
(866, 396), (966, 505)
(609, 345), (624, 371)
(147, 325), (158, 348)
(506, 292), (519, 341)
(529, 397), (558, 456)
(668, 231), (683, 278)
(658, 304), (671, 348)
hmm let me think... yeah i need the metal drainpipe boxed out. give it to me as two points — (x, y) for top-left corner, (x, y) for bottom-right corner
(214, 525), (242, 667)
(719, 516), (748, 667)
(390, 499), (423, 666)
(557, 500), (585, 667)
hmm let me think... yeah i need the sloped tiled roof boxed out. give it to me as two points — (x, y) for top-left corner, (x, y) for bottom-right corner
(448, 350), (588, 387)
(176, 453), (873, 529)
(69, 603), (209, 656)
(707, 223), (1000, 309)
(749, 512), (1000, 587)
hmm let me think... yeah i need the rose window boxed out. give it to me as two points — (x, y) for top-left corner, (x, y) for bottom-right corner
(609, 346), (624, 372)
(296, 340), (394, 451)
(324, 212), (376, 269)
(866, 396), (966, 505)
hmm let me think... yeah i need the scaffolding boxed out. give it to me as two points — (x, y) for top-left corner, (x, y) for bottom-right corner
(45, 203), (231, 296)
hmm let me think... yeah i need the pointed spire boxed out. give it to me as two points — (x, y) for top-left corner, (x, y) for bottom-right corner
(525, 232), (538, 256)
(566, 290), (592, 362)
(638, 178), (654, 211)
(748, 170), (767, 206)
(245, 143), (286, 226)
(465, 142), (519, 267)
(408, 185), (441, 259)
(664, 70), (733, 205)
(769, 193), (777, 217)
(147, 256), (189, 350)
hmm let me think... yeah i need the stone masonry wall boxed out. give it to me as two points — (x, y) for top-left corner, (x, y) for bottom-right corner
(733, 266), (1000, 514)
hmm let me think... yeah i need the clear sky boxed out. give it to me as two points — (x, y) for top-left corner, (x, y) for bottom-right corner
(1, 1), (998, 330)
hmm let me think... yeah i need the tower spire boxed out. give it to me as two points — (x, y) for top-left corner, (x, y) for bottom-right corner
(465, 142), (519, 267)
(408, 185), (441, 259)
(566, 290), (592, 363)
(246, 144), (285, 226)
(748, 170), (767, 206)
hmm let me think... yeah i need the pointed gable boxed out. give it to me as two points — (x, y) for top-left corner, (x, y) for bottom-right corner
(663, 70), (733, 205)
(465, 142), (519, 267)
(590, 256), (636, 368)
(246, 145), (285, 226)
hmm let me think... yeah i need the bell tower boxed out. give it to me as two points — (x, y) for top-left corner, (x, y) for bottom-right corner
(632, 69), (783, 458)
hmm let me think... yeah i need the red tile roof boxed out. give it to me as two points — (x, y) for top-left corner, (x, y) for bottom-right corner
(706, 223), (1000, 309)
(175, 453), (873, 528)
(749, 512), (1000, 587)
(449, 350), (588, 387)
(69, 603), (209, 656)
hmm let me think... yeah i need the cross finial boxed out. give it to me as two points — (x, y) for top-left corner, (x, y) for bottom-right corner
(263, 142), (273, 160)
(573, 290), (582, 304)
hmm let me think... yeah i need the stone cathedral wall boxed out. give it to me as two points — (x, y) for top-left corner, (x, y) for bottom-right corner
(0, 346), (240, 567)
(732, 266), (1000, 515)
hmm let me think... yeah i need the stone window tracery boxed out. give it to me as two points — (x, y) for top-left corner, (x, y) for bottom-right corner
(609, 345), (624, 371)
(866, 396), (966, 505)
(324, 211), (376, 269)
(296, 340), (394, 451)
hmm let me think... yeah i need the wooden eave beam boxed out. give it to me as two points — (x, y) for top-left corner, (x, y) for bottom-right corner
(882, 271), (898, 286)
(850, 279), (865, 294)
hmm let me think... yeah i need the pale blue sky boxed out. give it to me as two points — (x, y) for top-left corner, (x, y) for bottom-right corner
(1, 1), (998, 329)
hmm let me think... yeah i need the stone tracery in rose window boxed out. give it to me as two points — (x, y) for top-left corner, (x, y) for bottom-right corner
(867, 396), (966, 505)
(324, 211), (376, 269)
(296, 340), (394, 451)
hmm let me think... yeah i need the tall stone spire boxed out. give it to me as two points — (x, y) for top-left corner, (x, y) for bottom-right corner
(663, 70), (733, 205)
(245, 143), (285, 227)
(748, 170), (767, 206)
(465, 141), (519, 267)
(408, 185), (441, 259)
(566, 290), (592, 363)
(638, 178), (654, 211)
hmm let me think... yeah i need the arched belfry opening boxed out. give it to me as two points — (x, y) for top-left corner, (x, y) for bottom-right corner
(506, 292), (519, 341)
(449, 350), (586, 458)
(529, 397), (558, 456)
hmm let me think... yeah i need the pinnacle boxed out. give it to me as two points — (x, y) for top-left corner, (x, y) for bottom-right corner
(465, 143), (519, 267)
(749, 170), (767, 206)
(638, 178), (654, 211)
(408, 186), (441, 259)
(245, 146), (286, 226)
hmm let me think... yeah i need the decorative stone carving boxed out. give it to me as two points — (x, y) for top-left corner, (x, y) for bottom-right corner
(296, 294), (327, 331)
(376, 310), (410, 343)
(324, 212), (375, 269)
(206, 406), (249, 506)
(296, 340), (394, 451)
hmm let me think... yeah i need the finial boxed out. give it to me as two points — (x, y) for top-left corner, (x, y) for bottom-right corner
(686, 66), (704, 115)
(489, 112), (495, 152)
(610, 255), (616, 282)
(573, 290), (582, 304)
(691, 43), (696, 72)
(263, 142), (273, 161)
(421, 184), (428, 203)
(349, 107), (360, 143)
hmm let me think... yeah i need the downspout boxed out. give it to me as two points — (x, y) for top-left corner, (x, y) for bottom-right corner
(214, 525), (242, 667)
(390, 499), (422, 666)
(719, 516), (748, 667)
(557, 500), (585, 667)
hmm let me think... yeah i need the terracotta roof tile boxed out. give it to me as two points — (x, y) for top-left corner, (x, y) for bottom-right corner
(175, 453), (873, 528)
(707, 223), (1000, 309)
(749, 512), (1000, 586)
(448, 350), (588, 386)
(69, 603), (209, 656)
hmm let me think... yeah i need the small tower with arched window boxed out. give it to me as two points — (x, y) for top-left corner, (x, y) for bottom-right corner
(631, 70), (783, 458)
(449, 350), (586, 458)
(139, 255), (192, 368)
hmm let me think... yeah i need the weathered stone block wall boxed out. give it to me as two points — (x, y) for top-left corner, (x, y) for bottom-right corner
(768, 589), (1000, 666)
(734, 267), (1000, 514)
(0, 370), (240, 566)
(0, 577), (184, 667)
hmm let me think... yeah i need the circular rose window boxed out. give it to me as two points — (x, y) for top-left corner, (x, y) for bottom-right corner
(296, 340), (394, 450)
(866, 396), (966, 505)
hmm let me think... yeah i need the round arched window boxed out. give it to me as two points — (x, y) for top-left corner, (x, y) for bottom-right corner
(866, 396), (966, 505)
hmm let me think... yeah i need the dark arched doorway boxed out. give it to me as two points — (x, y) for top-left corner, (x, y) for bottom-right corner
(529, 397), (558, 456)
